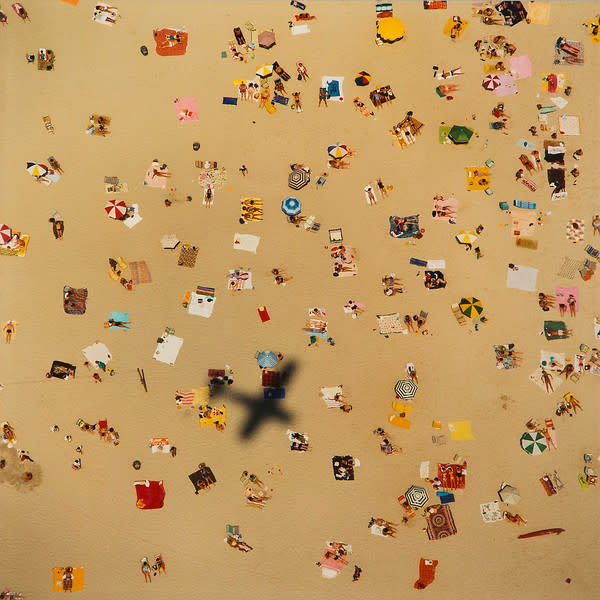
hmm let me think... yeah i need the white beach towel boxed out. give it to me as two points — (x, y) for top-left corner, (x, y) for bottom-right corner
(506, 265), (538, 292)
(420, 461), (430, 479)
(427, 260), (446, 269)
(82, 342), (112, 369)
(153, 334), (183, 366)
(480, 501), (503, 523)
(321, 76), (345, 102)
(559, 115), (580, 135)
(291, 24), (310, 35)
(550, 96), (568, 109)
(320, 385), (344, 408)
(187, 291), (215, 318)
(233, 233), (260, 253)
(124, 204), (142, 229)
(540, 350), (566, 372)
(528, 366), (564, 393)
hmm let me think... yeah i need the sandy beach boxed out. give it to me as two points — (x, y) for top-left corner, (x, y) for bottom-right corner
(1, 1), (599, 598)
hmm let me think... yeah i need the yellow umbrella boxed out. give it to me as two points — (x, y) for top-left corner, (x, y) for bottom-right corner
(377, 17), (405, 43)
(456, 231), (478, 245)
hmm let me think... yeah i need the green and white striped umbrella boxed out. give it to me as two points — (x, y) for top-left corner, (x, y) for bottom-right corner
(520, 431), (548, 455)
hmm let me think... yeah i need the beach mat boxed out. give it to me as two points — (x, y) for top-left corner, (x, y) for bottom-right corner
(129, 260), (152, 284)
(154, 28), (188, 56)
(448, 421), (474, 441)
(63, 286), (88, 315)
(153, 334), (183, 365)
(134, 479), (165, 509)
(107, 311), (130, 329)
(52, 567), (84, 592)
(506, 265), (538, 292)
(424, 504), (457, 540)
(555, 286), (579, 314)
(178, 245), (199, 268)
(223, 97), (238, 105)
(174, 96), (199, 122)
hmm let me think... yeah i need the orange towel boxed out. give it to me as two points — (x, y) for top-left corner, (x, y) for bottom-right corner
(414, 558), (438, 589)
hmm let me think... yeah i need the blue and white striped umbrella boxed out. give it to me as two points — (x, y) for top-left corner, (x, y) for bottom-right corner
(281, 197), (302, 216)
(256, 351), (278, 368)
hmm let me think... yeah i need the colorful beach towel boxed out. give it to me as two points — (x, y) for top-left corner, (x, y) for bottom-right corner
(174, 97), (199, 123)
(177, 245), (199, 268)
(424, 504), (457, 540)
(129, 261), (152, 284)
(566, 219), (584, 243)
(63, 286), (88, 315)
(554, 39), (584, 66)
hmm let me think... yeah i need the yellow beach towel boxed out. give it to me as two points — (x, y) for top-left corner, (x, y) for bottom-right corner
(448, 421), (474, 441)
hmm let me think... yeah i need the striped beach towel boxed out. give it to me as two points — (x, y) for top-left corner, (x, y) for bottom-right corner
(129, 261), (152, 284)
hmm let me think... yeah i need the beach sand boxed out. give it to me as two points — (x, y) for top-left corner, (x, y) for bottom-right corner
(1, 1), (598, 598)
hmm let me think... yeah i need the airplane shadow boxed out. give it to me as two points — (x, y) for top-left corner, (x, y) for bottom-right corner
(209, 360), (297, 439)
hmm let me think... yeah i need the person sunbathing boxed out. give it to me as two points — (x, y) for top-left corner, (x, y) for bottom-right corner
(328, 159), (349, 169)
(104, 318), (130, 329)
(503, 512), (527, 525)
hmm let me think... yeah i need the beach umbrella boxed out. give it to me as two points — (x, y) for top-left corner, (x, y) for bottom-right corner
(448, 125), (474, 144)
(458, 297), (483, 318)
(455, 231), (478, 245)
(377, 17), (405, 43)
(482, 74), (501, 90)
(405, 485), (429, 508)
(520, 431), (548, 455)
(105, 198), (128, 220)
(328, 144), (348, 160)
(288, 168), (309, 190)
(26, 162), (48, 178)
(394, 379), (418, 400)
(498, 484), (521, 505)
(354, 71), (371, 86)
(244, 21), (256, 43)
(0, 224), (12, 244)
(258, 30), (276, 49)
(281, 197), (302, 216)
(256, 64), (273, 79)
(256, 351), (278, 369)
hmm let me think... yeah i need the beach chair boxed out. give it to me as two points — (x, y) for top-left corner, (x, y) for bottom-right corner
(42, 115), (55, 133)
(328, 228), (343, 242)
(272, 94), (289, 106)
(451, 303), (467, 326)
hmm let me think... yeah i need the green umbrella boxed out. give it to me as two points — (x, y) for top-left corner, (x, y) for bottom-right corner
(520, 431), (548, 455)
(448, 125), (474, 145)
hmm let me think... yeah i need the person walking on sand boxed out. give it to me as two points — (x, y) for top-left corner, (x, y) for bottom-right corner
(318, 87), (328, 107)
(141, 558), (152, 583)
(592, 215), (600, 236)
(541, 369), (554, 394)
(296, 62), (309, 81)
(239, 165), (248, 177)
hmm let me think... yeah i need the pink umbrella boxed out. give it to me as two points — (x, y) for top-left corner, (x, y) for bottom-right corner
(482, 74), (501, 90)
(0, 223), (12, 244)
(105, 198), (128, 219)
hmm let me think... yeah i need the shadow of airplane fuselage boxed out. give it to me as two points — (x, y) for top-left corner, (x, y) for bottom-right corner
(209, 360), (297, 439)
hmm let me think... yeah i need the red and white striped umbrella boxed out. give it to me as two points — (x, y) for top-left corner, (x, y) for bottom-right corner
(0, 223), (12, 244)
(482, 74), (501, 90)
(105, 198), (128, 219)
